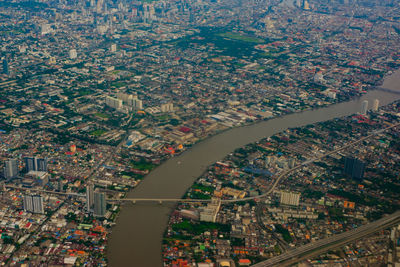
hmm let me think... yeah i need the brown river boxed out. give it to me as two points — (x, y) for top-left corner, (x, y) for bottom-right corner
(108, 69), (400, 267)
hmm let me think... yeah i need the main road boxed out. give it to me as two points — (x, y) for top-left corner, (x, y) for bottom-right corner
(252, 210), (400, 267)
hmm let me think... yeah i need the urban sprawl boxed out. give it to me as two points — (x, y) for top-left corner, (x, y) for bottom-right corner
(0, 0), (399, 266)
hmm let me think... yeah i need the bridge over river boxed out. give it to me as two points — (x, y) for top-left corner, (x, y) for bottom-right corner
(108, 74), (400, 267)
(109, 121), (400, 205)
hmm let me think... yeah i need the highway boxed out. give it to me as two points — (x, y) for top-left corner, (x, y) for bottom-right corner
(252, 210), (400, 267)
(4, 184), (83, 197)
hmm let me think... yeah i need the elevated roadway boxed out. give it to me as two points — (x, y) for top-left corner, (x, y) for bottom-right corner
(252, 210), (400, 267)
(4, 184), (83, 197)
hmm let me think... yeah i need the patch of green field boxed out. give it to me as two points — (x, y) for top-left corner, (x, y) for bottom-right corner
(111, 81), (127, 88)
(131, 161), (155, 171)
(259, 52), (278, 58)
(234, 62), (246, 68)
(218, 32), (264, 43)
(155, 114), (170, 121)
(95, 113), (110, 119)
(90, 129), (107, 137)
(188, 191), (212, 200)
(78, 89), (95, 96)
(172, 220), (230, 235)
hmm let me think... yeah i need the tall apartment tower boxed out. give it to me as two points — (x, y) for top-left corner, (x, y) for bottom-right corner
(160, 103), (174, 113)
(4, 159), (18, 179)
(344, 157), (365, 180)
(105, 96), (123, 110)
(94, 191), (106, 217)
(69, 49), (77, 59)
(96, 0), (104, 13)
(36, 158), (48, 171)
(86, 183), (94, 212)
(25, 157), (48, 172)
(361, 100), (368, 115)
(2, 58), (9, 75)
(372, 99), (379, 112)
(23, 195), (44, 214)
(110, 44), (117, 52)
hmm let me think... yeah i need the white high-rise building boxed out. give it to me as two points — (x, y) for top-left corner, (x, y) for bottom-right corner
(280, 191), (300, 206)
(303, 0), (310, 10)
(361, 100), (368, 115)
(4, 159), (18, 180)
(372, 99), (379, 112)
(110, 44), (117, 52)
(23, 195), (44, 214)
(96, 0), (103, 13)
(117, 93), (134, 103)
(18, 45), (26, 53)
(24, 157), (47, 172)
(94, 191), (106, 217)
(126, 97), (142, 110)
(288, 158), (296, 169)
(69, 49), (77, 60)
(105, 96), (123, 109)
(143, 4), (156, 21)
(131, 8), (138, 17)
(109, 93), (143, 111)
(33, 195), (44, 214)
(86, 183), (94, 212)
(41, 23), (52, 35)
(134, 99), (143, 110)
(200, 198), (221, 222)
(97, 25), (108, 34)
(160, 103), (174, 113)
(23, 195), (33, 212)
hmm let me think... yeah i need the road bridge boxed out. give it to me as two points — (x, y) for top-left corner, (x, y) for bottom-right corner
(377, 87), (400, 95)
(108, 122), (400, 204)
(108, 198), (212, 204)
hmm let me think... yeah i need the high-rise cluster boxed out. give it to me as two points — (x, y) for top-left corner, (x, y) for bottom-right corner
(23, 194), (44, 214)
(105, 93), (143, 112)
(86, 184), (107, 217)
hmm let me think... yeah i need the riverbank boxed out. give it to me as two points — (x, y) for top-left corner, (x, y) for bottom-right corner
(107, 69), (400, 267)
(162, 101), (400, 265)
